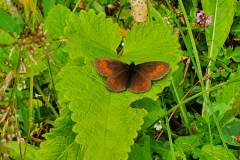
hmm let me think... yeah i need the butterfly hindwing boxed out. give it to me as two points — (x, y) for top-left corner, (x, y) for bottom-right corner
(129, 61), (170, 93)
(106, 71), (129, 92)
(135, 61), (170, 80)
(129, 71), (151, 93)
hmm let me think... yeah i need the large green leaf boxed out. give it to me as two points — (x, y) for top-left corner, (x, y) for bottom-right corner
(123, 23), (180, 64)
(56, 64), (147, 160)
(202, 0), (235, 61)
(64, 10), (121, 60)
(56, 8), (181, 160)
(37, 107), (83, 160)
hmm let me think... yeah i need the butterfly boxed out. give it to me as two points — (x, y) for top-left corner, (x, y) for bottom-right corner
(95, 59), (170, 93)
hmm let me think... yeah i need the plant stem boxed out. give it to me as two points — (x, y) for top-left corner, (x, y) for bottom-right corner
(34, 81), (59, 118)
(171, 80), (189, 126)
(178, 0), (212, 142)
(23, 61), (34, 159)
(10, 50), (24, 159)
(211, 109), (228, 149)
(178, 0), (205, 88)
(73, 0), (82, 13)
(167, 78), (240, 115)
(165, 0), (198, 70)
(164, 106), (176, 160)
(29, 73), (34, 130)
(47, 59), (58, 108)
(207, 120), (213, 144)
(204, 0), (219, 116)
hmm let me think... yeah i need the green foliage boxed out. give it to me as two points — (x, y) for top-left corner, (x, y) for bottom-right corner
(175, 134), (203, 155)
(128, 134), (152, 160)
(64, 10), (121, 60)
(210, 70), (240, 147)
(56, 64), (147, 160)
(48, 5), (181, 159)
(131, 98), (166, 130)
(235, 1), (240, 16)
(4, 141), (38, 160)
(38, 107), (83, 160)
(222, 118), (240, 147)
(0, 1), (240, 159)
(231, 47), (240, 62)
(213, 71), (240, 122)
(0, 9), (23, 33)
(193, 144), (237, 160)
(123, 23), (181, 64)
(202, 0), (235, 61)
(151, 140), (173, 160)
(42, 0), (56, 17)
(0, 30), (16, 45)
(231, 17), (240, 38)
(45, 4), (71, 39)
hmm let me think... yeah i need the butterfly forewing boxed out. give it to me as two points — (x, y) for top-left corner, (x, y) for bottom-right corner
(95, 59), (129, 77)
(135, 61), (170, 80)
(95, 59), (129, 92)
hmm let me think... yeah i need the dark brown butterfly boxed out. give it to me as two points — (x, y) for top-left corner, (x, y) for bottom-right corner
(95, 59), (170, 93)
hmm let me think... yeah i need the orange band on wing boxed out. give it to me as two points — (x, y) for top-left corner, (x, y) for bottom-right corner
(98, 60), (112, 76)
(148, 64), (165, 78)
